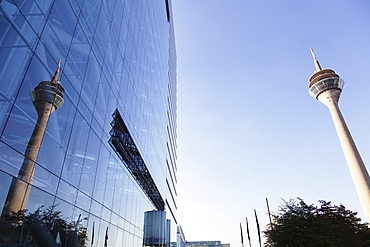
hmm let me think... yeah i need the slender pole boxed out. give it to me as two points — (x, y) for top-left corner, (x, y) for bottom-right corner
(245, 217), (252, 247)
(266, 198), (273, 228)
(91, 221), (95, 246)
(240, 223), (244, 247)
(104, 226), (109, 247)
(266, 198), (276, 247)
(254, 209), (262, 247)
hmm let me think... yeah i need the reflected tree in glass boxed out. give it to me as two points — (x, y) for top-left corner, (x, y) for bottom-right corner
(0, 205), (88, 246)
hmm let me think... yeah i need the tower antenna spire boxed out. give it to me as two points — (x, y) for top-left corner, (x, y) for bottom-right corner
(51, 59), (61, 84)
(310, 47), (322, 72)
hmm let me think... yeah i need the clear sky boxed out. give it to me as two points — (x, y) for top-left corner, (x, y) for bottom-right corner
(172, 0), (370, 246)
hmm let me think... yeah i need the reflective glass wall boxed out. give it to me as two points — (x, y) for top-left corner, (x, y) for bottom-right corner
(0, 0), (177, 246)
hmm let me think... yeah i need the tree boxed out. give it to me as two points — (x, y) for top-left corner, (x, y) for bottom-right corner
(264, 198), (370, 247)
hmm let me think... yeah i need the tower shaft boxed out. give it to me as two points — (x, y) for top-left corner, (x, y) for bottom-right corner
(318, 90), (370, 222)
(2, 102), (56, 216)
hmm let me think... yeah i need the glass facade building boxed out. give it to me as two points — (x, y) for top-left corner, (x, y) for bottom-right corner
(0, 0), (177, 246)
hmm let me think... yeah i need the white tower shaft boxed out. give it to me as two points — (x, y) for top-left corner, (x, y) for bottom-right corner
(318, 90), (370, 222)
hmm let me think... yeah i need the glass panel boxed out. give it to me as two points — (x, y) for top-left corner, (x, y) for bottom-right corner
(108, 225), (118, 247)
(92, 145), (109, 202)
(37, 115), (68, 176)
(27, 186), (54, 214)
(90, 199), (102, 218)
(15, 0), (53, 36)
(61, 151), (83, 189)
(90, 116), (103, 141)
(62, 111), (88, 187)
(0, 141), (27, 177)
(46, 0), (76, 48)
(56, 179), (77, 205)
(112, 173), (124, 214)
(67, 0), (84, 16)
(54, 197), (74, 220)
(77, 99), (93, 125)
(78, 129), (100, 195)
(51, 198), (90, 246)
(81, 52), (101, 113)
(116, 224), (124, 247)
(32, 165), (59, 195)
(101, 206), (111, 222)
(0, 1), (30, 86)
(91, 6), (110, 62)
(70, 207), (89, 233)
(86, 214), (100, 246)
(80, 0), (102, 42)
(0, 170), (14, 213)
(63, 22), (90, 94)
(93, 219), (108, 247)
(1, 0), (49, 47)
(0, 13), (30, 131)
(75, 190), (91, 211)
(110, 211), (119, 226)
(1, 102), (36, 157)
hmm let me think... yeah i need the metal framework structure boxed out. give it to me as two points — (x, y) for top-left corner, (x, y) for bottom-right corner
(109, 109), (165, 211)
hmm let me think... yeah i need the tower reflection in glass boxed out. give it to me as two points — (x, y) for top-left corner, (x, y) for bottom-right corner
(2, 60), (64, 217)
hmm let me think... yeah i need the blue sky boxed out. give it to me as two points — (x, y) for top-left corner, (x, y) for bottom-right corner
(172, 1), (370, 246)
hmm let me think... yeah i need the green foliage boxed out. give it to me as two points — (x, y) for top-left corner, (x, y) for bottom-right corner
(264, 198), (370, 247)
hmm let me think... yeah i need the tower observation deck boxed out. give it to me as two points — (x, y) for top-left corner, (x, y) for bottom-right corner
(308, 48), (370, 223)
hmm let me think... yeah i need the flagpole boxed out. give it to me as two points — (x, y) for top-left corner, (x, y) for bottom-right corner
(245, 217), (252, 247)
(266, 198), (273, 228)
(266, 198), (276, 247)
(70, 214), (81, 247)
(240, 223), (244, 247)
(104, 226), (108, 247)
(91, 221), (95, 247)
(254, 209), (262, 247)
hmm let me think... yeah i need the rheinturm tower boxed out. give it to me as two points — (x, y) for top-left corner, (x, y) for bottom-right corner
(308, 48), (370, 223)
(2, 61), (64, 217)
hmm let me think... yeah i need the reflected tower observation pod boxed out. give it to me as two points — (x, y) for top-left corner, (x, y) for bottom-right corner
(1, 60), (65, 217)
(308, 48), (370, 223)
